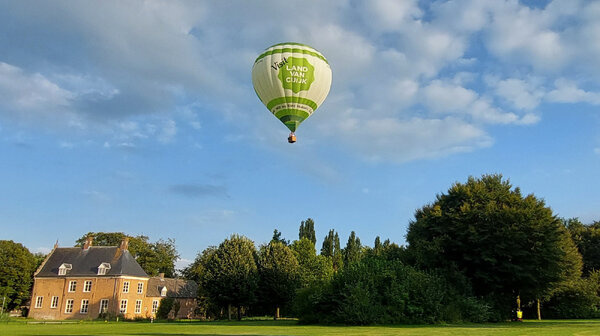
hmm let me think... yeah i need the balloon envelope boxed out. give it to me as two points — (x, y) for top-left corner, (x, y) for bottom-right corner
(252, 42), (332, 133)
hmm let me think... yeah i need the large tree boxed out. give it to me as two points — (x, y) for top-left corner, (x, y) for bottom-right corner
(202, 235), (259, 320)
(321, 229), (343, 271)
(0, 240), (37, 311)
(291, 238), (333, 288)
(299, 218), (316, 245)
(406, 174), (581, 317)
(257, 241), (299, 319)
(565, 218), (600, 276)
(343, 231), (362, 267)
(75, 232), (179, 277)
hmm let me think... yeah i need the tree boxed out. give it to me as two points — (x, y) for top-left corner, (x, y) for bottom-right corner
(406, 174), (582, 318)
(202, 235), (259, 320)
(271, 229), (289, 246)
(565, 218), (600, 276)
(343, 231), (362, 267)
(75, 232), (179, 277)
(0, 241), (37, 311)
(258, 241), (299, 319)
(290, 238), (333, 288)
(156, 297), (175, 319)
(299, 218), (316, 245)
(181, 246), (218, 319)
(321, 229), (343, 271)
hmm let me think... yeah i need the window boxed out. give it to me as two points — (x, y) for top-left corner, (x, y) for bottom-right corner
(97, 262), (111, 275)
(135, 300), (142, 314)
(80, 299), (89, 314)
(65, 299), (74, 313)
(99, 299), (109, 314)
(120, 300), (127, 314)
(35, 296), (43, 308)
(137, 282), (144, 294)
(83, 280), (92, 292)
(152, 300), (159, 314)
(160, 286), (167, 297)
(50, 296), (59, 309)
(58, 263), (72, 276)
(68, 281), (77, 292)
(122, 281), (129, 293)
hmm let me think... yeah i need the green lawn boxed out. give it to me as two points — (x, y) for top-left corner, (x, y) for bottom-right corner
(2, 319), (600, 336)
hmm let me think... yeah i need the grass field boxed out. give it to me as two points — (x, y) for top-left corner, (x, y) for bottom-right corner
(2, 319), (600, 336)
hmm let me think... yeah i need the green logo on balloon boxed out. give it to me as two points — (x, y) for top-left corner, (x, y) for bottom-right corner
(278, 57), (315, 93)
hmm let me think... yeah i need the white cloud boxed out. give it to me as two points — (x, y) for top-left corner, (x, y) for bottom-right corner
(1, 1), (599, 165)
(330, 112), (492, 163)
(546, 79), (600, 104)
(494, 78), (544, 110)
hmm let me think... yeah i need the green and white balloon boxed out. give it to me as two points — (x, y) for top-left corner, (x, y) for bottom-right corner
(252, 42), (332, 141)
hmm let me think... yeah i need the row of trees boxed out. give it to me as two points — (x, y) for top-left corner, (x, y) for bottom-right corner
(181, 174), (600, 323)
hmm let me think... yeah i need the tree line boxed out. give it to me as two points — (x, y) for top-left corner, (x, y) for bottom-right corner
(1, 174), (599, 323)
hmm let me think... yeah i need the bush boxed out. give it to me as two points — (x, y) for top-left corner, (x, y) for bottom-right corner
(295, 257), (456, 325)
(543, 273), (600, 319)
(156, 297), (175, 319)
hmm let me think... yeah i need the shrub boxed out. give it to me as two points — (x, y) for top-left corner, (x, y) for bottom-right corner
(543, 273), (600, 319)
(156, 297), (175, 319)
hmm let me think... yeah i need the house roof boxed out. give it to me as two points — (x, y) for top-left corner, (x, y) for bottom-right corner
(146, 277), (198, 298)
(35, 246), (148, 278)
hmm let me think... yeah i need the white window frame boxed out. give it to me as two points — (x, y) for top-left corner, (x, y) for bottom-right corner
(152, 300), (159, 314)
(58, 268), (67, 276)
(137, 282), (144, 294)
(68, 280), (77, 292)
(135, 300), (142, 314)
(97, 262), (111, 275)
(160, 286), (167, 297)
(99, 299), (109, 314)
(122, 281), (130, 293)
(83, 280), (92, 292)
(50, 296), (59, 309)
(80, 299), (89, 314)
(120, 299), (128, 314)
(65, 299), (74, 313)
(35, 296), (43, 308)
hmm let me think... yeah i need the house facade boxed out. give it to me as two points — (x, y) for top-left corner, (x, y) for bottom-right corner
(28, 237), (197, 320)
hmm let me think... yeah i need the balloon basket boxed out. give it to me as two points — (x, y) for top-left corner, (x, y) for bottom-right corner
(288, 133), (297, 143)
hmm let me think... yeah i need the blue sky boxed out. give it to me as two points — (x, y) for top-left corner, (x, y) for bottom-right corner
(1, 0), (599, 268)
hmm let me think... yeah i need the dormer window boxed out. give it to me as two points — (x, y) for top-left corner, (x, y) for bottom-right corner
(58, 263), (72, 276)
(97, 262), (111, 275)
(160, 286), (167, 297)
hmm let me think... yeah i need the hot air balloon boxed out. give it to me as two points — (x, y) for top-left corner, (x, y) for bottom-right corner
(252, 42), (332, 143)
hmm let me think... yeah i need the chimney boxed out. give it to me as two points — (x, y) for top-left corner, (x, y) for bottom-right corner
(83, 236), (93, 250)
(159, 273), (165, 279)
(120, 237), (130, 251)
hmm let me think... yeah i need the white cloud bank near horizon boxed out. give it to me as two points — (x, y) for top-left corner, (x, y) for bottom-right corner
(1, 0), (600, 163)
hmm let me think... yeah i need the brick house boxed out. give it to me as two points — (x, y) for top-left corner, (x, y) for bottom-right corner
(28, 237), (197, 320)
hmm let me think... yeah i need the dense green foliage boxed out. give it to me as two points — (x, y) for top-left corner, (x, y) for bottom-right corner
(343, 231), (362, 267)
(0, 240), (37, 311)
(257, 242), (299, 317)
(156, 297), (175, 319)
(202, 235), (259, 320)
(290, 238), (333, 288)
(295, 255), (491, 324)
(75, 232), (179, 277)
(298, 218), (316, 245)
(565, 218), (600, 276)
(406, 175), (581, 318)
(321, 229), (343, 271)
(542, 270), (600, 319)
